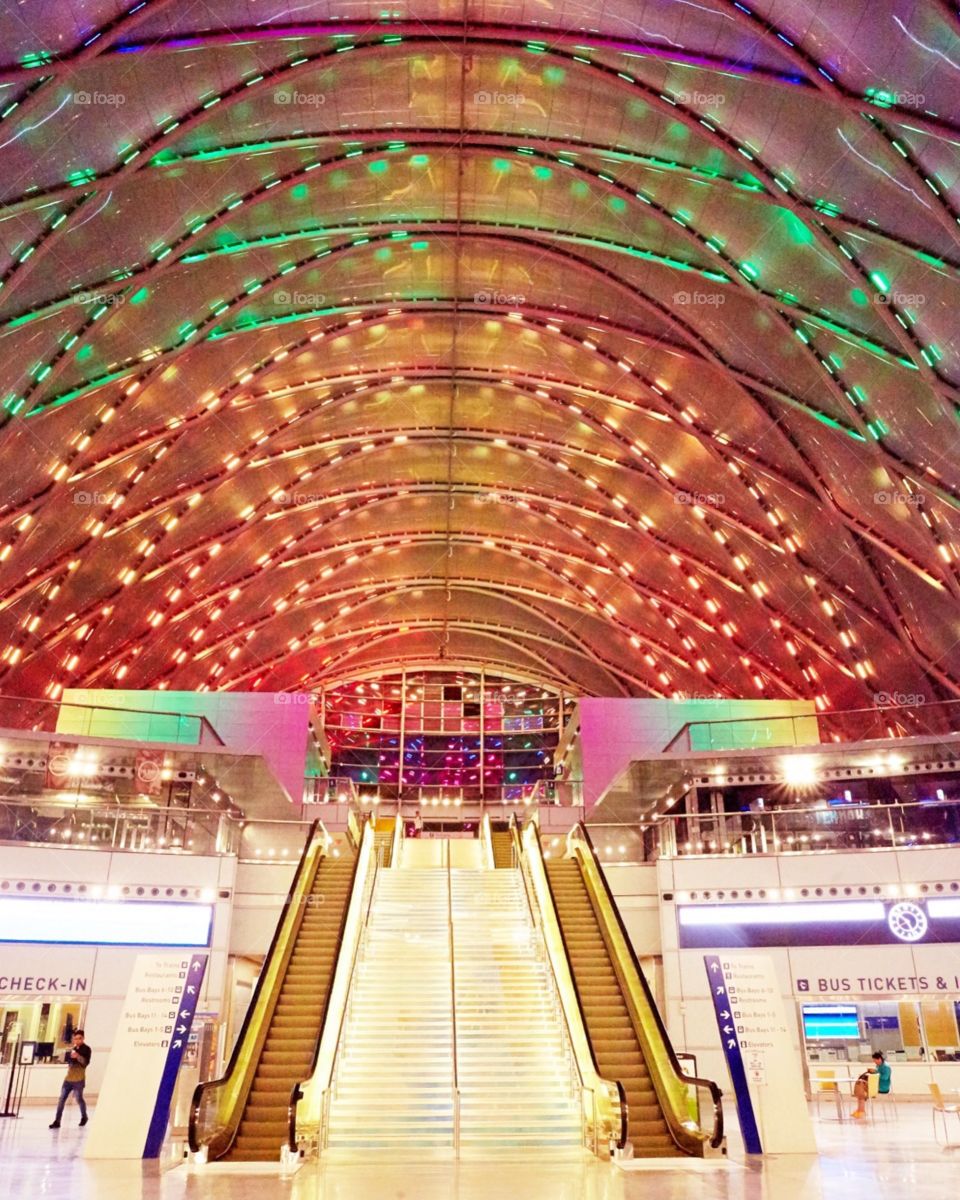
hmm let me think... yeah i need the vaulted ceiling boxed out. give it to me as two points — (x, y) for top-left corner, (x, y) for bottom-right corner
(1, 2), (959, 705)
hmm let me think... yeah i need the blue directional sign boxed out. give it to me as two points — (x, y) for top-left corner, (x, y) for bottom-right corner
(143, 952), (208, 1158)
(704, 954), (762, 1154)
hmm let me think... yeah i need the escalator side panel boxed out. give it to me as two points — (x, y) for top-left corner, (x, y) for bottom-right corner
(222, 853), (357, 1161)
(545, 858), (685, 1157)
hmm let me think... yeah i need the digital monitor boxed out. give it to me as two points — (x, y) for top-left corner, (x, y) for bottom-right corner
(802, 1004), (860, 1040)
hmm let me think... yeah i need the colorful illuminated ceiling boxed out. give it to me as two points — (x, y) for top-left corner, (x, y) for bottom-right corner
(1, 3), (960, 706)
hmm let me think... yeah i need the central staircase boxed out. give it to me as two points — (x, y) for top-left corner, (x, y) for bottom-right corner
(452, 869), (583, 1151)
(326, 869), (455, 1149)
(325, 865), (583, 1154)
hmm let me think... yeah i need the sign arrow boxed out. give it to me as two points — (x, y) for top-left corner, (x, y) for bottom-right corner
(173, 1040), (182, 1049)
(709, 962), (720, 972)
(192, 961), (203, 971)
(180, 1009), (193, 1018)
(715, 986), (725, 995)
(723, 1025), (733, 1034)
(726, 1039), (737, 1049)
(177, 1025), (188, 1034)
(186, 985), (196, 995)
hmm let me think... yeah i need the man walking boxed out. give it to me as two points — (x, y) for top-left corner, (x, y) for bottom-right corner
(49, 1030), (91, 1128)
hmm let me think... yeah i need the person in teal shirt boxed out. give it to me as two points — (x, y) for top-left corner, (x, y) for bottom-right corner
(852, 1051), (891, 1117)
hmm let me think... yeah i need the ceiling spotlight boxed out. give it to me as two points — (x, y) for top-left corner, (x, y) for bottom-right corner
(781, 755), (818, 787)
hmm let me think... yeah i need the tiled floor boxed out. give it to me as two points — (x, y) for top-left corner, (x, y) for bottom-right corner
(4, 1102), (960, 1200)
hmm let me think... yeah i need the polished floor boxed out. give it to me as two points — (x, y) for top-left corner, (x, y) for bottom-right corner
(3, 1102), (960, 1200)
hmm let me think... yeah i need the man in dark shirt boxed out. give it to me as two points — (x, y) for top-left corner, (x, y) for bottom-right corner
(49, 1030), (91, 1128)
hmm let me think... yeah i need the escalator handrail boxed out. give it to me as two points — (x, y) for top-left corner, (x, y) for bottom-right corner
(188, 819), (323, 1154)
(480, 811), (495, 869)
(391, 808), (404, 866)
(308, 819), (379, 1143)
(571, 823), (724, 1149)
(507, 813), (536, 925)
(287, 829), (365, 1151)
(523, 817), (628, 1150)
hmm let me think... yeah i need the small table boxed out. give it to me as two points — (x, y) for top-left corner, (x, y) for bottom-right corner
(813, 1065), (863, 1121)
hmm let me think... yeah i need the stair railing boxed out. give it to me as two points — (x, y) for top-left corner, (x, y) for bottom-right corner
(446, 842), (461, 1155)
(479, 811), (496, 869)
(391, 808), (404, 866)
(567, 823), (723, 1153)
(518, 817), (627, 1155)
(289, 818), (377, 1155)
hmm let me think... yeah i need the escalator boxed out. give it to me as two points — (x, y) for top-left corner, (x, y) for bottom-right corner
(373, 818), (394, 867)
(538, 824), (722, 1157)
(189, 821), (362, 1162)
(490, 827), (513, 868)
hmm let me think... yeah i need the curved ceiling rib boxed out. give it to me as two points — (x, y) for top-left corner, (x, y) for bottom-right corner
(0, 2), (958, 708)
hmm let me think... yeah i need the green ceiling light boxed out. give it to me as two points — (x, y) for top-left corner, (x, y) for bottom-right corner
(367, 159), (389, 174)
(409, 154), (430, 167)
(814, 198), (843, 216)
(129, 287), (150, 305)
(738, 261), (760, 280)
(849, 288), (869, 307)
(20, 49), (53, 68)
(532, 165), (552, 180)
(870, 271), (891, 292)
(290, 183), (310, 200)
(865, 87), (896, 109)
(543, 66), (565, 84)
(783, 212), (814, 245)
(492, 158), (512, 174)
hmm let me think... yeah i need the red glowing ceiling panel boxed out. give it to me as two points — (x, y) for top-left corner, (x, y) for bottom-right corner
(0, 3), (957, 708)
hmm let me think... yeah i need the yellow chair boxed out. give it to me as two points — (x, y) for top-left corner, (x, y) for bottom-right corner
(930, 1082), (960, 1146)
(862, 1070), (880, 1122)
(871, 1072), (897, 1122)
(813, 1069), (841, 1120)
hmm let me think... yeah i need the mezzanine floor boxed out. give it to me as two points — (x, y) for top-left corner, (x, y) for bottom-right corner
(2, 1101), (959, 1200)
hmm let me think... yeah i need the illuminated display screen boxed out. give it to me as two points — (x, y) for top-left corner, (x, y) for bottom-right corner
(0, 897), (212, 946)
(802, 1005), (860, 1040)
(678, 898), (958, 947)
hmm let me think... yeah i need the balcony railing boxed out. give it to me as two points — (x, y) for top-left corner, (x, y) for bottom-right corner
(0, 695), (224, 745)
(587, 798), (960, 862)
(663, 698), (960, 755)
(0, 796), (239, 856)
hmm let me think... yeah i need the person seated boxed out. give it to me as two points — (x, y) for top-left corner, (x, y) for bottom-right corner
(852, 1050), (891, 1118)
